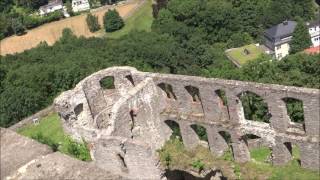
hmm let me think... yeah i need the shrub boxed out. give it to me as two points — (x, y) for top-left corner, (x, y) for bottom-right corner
(191, 159), (205, 172)
(23, 11), (64, 30)
(11, 18), (25, 35)
(103, 9), (124, 32)
(86, 13), (100, 32)
(42, 11), (64, 24)
(23, 16), (41, 29)
(164, 152), (172, 167)
(66, 138), (91, 161)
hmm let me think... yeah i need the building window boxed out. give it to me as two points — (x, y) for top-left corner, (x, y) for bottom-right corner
(278, 53), (282, 59)
(276, 46), (281, 50)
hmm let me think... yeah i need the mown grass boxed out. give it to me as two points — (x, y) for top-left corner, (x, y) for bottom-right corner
(18, 113), (91, 161)
(226, 44), (265, 65)
(105, 0), (153, 39)
(158, 139), (320, 179)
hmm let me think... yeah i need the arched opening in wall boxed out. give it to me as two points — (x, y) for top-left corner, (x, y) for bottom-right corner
(164, 120), (182, 140)
(283, 142), (301, 166)
(218, 131), (232, 144)
(125, 75), (135, 86)
(282, 98), (305, 131)
(100, 76), (115, 89)
(185, 86), (201, 102)
(158, 83), (177, 100)
(215, 89), (230, 119)
(218, 131), (233, 160)
(190, 124), (208, 143)
(215, 89), (228, 106)
(242, 134), (261, 147)
(74, 103), (83, 118)
(242, 134), (271, 163)
(238, 91), (271, 123)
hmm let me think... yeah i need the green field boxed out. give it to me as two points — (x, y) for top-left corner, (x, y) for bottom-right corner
(105, 0), (153, 39)
(18, 113), (91, 161)
(226, 44), (265, 66)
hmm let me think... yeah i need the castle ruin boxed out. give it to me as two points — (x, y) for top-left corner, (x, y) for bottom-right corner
(53, 66), (320, 179)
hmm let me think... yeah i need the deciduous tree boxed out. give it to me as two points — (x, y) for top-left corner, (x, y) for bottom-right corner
(103, 9), (124, 32)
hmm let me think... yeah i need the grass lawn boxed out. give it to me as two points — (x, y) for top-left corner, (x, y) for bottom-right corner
(158, 139), (320, 179)
(18, 113), (91, 161)
(245, 146), (319, 180)
(105, 0), (153, 39)
(226, 44), (265, 66)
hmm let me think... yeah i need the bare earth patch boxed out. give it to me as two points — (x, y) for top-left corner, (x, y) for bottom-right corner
(0, 0), (140, 56)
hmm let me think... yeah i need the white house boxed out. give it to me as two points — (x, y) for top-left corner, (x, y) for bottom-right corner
(263, 19), (320, 59)
(39, 0), (63, 16)
(72, 0), (90, 12)
(264, 20), (297, 59)
(307, 18), (320, 47)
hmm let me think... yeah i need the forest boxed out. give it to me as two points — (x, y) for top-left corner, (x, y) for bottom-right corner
(0, 0), (319, 127)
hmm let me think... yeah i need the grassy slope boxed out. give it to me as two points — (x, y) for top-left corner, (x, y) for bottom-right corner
(105, 0), (153, 39)
(159, 139), (320, 180)
(247, 147), (319, 180)
(226, 44), (265, 65)
(18, 113), (91, 161)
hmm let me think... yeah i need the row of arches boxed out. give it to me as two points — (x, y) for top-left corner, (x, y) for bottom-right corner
(164, 120), (232, 152)
(164, 120), (302, 166)
(158, 82), (305, 126)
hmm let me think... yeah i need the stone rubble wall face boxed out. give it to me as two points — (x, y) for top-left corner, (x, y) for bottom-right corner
(54, 66), (320, 172)
(93, 136), (165, 180)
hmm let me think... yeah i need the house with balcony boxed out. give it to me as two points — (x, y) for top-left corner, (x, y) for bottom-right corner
(263, 20), (297, 60)
(72, 0), (90, 12)
(307, 18), (320, 47)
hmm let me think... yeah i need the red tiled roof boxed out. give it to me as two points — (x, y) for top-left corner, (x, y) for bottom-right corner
(304, 46), (320, 54)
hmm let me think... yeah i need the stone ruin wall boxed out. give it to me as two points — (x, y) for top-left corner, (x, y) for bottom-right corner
(54, 66), (320, 178)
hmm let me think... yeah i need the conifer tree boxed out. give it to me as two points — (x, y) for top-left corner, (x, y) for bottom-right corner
(289, 19), (312, 54)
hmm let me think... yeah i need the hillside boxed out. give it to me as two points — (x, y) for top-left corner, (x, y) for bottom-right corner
(0, 0), (142, 55)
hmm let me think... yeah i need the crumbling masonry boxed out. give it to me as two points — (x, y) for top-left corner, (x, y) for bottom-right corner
(54, 66), (320, 178)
